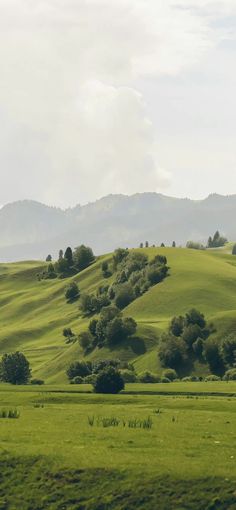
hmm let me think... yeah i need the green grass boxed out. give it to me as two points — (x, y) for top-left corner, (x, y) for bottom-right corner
(0, 383), (236, 509)
(2, 247), (236, 382)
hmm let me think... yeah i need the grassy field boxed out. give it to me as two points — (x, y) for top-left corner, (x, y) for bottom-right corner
(0, 382), (236, 509)
(1, 246), (236, 382)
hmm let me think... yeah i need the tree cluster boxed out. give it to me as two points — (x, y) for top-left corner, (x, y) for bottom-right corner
(78, 305), (137, 352)
(39, 245), (95, 280)
(159, 309), (214, 374)
(67, 358), (125, 393)
(207, 231), (227, 248)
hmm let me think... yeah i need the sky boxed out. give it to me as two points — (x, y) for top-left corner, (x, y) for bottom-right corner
(0, 0), (236, 207)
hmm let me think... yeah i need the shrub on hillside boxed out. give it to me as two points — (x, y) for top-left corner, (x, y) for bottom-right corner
(186, 241), (205, 250)
(220, 334), (236, 367)
(162, 369), (177, 381)
(139, 371), (160, 383)
(115, 284), (135, 309)
(65, 282), (80, 302)
(67, 361), (92, 381)
(232, 244), (236, 255)
(83, 374), (97, 384)
(120, 369), (137, 383)
(71, 376), (83, 384)
(73, 245), (95, 272)
(203, 339), (225, 376)
(205, 375), (221, 381)
(93, 367), (125, 394)
(160, 377), (171, 383)
(31, 378), (45, 385)
(159, 334), (188, 372)
(182, 376), (199, 382)
(78, 331), (93, 352)
(223, 368), (236, 381)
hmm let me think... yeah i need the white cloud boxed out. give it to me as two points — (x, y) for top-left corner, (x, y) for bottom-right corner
(0, 0), (234, 205)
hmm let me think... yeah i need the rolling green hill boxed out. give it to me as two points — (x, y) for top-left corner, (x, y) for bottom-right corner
(1, 246), (236, 383)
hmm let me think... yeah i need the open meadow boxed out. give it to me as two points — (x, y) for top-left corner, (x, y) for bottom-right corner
(0, 382), (236, 509)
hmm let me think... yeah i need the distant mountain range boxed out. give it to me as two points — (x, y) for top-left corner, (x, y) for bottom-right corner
(0, 193), (235, 261)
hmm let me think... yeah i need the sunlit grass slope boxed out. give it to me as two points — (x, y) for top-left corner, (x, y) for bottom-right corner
(1, 246), (236, 382)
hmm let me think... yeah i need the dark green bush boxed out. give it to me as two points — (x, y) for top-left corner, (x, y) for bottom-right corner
(0, 352), (31, 385)
(139, 371), (160, 383)
(65, 281), (80, 301)
(31, 379), (45, 385)
(93, 367), (125, 394)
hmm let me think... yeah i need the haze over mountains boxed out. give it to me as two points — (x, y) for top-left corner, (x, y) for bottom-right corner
(0, 192), (235, 262)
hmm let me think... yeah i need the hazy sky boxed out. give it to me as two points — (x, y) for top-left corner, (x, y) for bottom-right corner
(0, 0), (236, 207)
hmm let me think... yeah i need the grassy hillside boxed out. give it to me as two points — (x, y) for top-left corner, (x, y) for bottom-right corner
(1, 246), (236, 382)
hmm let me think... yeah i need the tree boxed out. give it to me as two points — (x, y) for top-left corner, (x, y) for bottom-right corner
(232, 244), (236, 256)
(192, 338), (204, 359)
(208, 231), (227, 248)
(145, 241), (149, 248)
(46, 254), (52, 262)
(208, 236), (213, 248)
(65, 282), (80, 301)
(73, 245), (95, 271)
(113, 248), (129, 269)
(0, 352), (31, 385)
(159, 334), (187, 371)
(55, 257), (69, 274)
(172, 241), (176, 248)
(93, 367), (124, 394)
(161, 243), (165, 247)
(123, 317), (137, 337)
(185, 309), (206, 329)
(182, 324), (204, 349)
(89, 319), (98, 337)
(101, 260), (110, 277)
(220, 334), (236, 367)
(147, 266), (167, 285)
(67, 361), (91, 380)
(203, 339), (225, 376)
(47, 263), (56, 278)
(64, 247), (73, 267)
(140, 243), (144, 248)
(169, 316), (184, 337)
(106, 317), (124, 346)
(115, 284), (135, 309)
(59, 249), (64, 260)
(78, 331), (93, 351)
(63, 327), (74, 338)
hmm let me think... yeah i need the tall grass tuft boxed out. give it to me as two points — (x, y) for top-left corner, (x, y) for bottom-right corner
(0, 408), (20, 419)
(88, 415), (95, 426)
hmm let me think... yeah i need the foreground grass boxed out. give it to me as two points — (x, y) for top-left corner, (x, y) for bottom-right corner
(0, 383), (236, 509)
